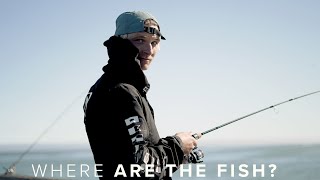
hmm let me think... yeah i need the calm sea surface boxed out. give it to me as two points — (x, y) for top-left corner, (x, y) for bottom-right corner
(0, 144), (319, 180)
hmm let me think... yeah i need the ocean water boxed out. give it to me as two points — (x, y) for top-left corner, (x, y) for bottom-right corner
(0, 144), (319, 180)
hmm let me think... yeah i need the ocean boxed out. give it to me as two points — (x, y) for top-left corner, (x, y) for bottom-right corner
(0, 144), (319, 180)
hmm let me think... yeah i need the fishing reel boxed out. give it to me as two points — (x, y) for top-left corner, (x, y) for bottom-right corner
(187, 147), (204, 163)
(185, 133), (204, 163)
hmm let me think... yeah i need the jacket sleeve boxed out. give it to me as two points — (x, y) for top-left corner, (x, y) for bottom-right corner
(111, 84), (185, 178)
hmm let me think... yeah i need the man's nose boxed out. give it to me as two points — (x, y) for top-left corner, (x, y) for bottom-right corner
(141, 43), (152, 56)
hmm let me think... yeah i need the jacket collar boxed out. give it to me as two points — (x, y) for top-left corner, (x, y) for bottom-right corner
(102, 62), (150, 95)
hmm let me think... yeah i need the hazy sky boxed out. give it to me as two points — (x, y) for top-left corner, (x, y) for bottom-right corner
(0, 0), (319, 148)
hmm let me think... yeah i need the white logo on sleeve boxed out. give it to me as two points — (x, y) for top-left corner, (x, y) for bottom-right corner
(83, 92), (92, 117)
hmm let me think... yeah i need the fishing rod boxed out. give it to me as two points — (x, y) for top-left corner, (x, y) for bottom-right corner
(200, 90), (320, 136)
(188, 90), (320, 163)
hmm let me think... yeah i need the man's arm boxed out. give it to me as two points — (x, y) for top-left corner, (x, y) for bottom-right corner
(111, 83), (184, 178)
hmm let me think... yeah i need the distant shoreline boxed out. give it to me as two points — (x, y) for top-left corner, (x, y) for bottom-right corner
(1, 143), (319, 153)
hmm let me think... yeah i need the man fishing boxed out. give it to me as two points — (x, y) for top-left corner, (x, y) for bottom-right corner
(83, 11), (203, 179)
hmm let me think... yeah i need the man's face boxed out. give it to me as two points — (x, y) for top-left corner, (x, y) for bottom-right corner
(126, 27), (160, 70)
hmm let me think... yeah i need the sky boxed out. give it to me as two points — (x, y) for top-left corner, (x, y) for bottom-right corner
(0, 0), (319, 149)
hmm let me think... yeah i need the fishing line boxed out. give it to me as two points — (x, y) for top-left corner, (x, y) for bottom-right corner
(5, 90), (87, 173)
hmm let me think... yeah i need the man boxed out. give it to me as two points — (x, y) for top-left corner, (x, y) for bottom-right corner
(83, 11), (203, 179)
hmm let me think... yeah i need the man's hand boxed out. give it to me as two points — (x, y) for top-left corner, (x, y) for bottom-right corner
(175, 132), (201, 155)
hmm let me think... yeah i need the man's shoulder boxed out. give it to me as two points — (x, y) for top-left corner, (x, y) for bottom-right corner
(112, 83), (141, 97)
(89, 74), (142, 98)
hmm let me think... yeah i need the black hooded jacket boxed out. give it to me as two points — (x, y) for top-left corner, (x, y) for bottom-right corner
(83, 36), (184, 179)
